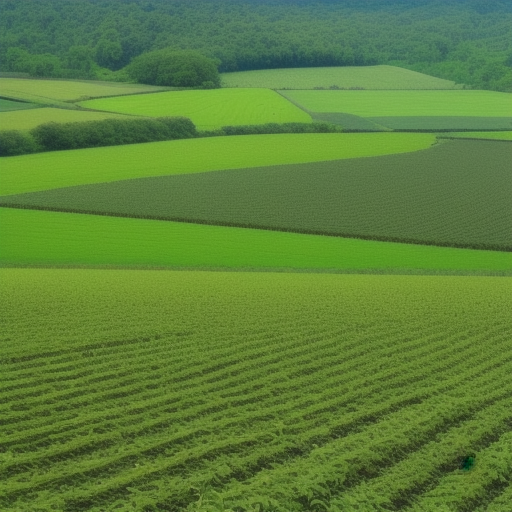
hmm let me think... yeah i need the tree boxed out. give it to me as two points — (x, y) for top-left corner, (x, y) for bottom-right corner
(126, 49), (221, 88)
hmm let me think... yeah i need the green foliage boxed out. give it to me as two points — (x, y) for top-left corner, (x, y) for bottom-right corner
(0, 269), (510, 510)
(126, 49), (221, 88)
(0, 130), (39, 157)
(6, 140), (510, 251)
(220, 122), (342, 136)
(29, 117), (197, 152)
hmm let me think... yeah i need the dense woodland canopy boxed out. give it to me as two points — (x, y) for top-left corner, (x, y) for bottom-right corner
(0, 0), (511, 91)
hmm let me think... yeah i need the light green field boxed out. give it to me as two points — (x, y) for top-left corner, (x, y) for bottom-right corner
(440, 131), (512, 140)
(0, 78), (169, 104)
(1, 208), (510, 272)
(79, 88), (312, 129)
(0, 133), (436, 195)
(221, 65), (459, 90)
(279, 90), (512, 117)
(0, 107), (132, 132)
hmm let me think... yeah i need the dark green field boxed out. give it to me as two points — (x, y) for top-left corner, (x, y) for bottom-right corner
(368, 116), (512, 131)
(0, 98), (40, 112)
(3, 139), (510, 252)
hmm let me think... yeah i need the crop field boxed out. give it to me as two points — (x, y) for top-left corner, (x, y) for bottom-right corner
(0, 78), (169, 104)
(4, 140), (510, 251)
(220, 65), (459, 90)
(0, 133), (435, 196)
(279, 90), (512, 117)
(368, 116), (512, 131)
(78, 89), (312, 130)
(1, 269), (511, 511)
(2, 208), (511, 273)
(440, 131), (512, 141)
(0, 98), (40, 112)
(0, 107), (132, 132)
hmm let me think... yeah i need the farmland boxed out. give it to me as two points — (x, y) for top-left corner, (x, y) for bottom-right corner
(0, 98), (40, 112)
(0, 78), (169, 104)
(2, 208), (511, 273)
(4, 140), (510, 251)
(220, 65), (460, 90)
(279, 90), (512, 117)
(79, 89), (312, 130)
(440, 131), (512, 141)
(1, 269), (511, 512)
(0, 133), (435, 196)
(0, 107), (132, 132)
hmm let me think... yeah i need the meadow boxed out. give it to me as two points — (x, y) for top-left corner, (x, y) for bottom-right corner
(0, 78), (168, 104)
(0, 133), (435, 195)
(220, 65), (459, 90)
(79, 89), (312, 130)
(5, 140), (509, 251)
(0, 98), (40, 112)
(1, 269), (511, 512)
(2, 207), (511, 273)
(0, 107), (132, 132)
(279, 90), (512, 117)
(440, 131), (512, 141)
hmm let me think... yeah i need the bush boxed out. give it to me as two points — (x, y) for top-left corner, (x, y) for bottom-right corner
(29, 117), (197, 152)
(126, 49), (221, 88)
(0, 131), (40, 156)
(221, 122), (343, 136)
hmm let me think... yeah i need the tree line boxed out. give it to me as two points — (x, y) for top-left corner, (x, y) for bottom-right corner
(0, 0), (510, 91)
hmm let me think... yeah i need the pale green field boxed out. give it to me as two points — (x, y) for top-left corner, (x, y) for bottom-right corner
(280, 90), (512, 117)
(221, 65), (459, 90)
(0, 133), (436, 195)
(440, 131), (512, 140)
(1, 208), (510, 272)
(0, 107), (132, 132)
(79, 88), (312, 129)
(0, 78), (168, 104)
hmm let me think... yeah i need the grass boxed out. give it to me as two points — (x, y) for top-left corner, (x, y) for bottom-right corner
(6, 139), (509, 251)
(221, 65), (460, 90)
(439, 131), (512, 140)
(0, 77), (169, 104)
(0, 107), (133, 132)
(368, 116), (512, 130)
(1, 208), (510, 272)
(1, 269), (511, 511)
(0, 98), (40, 112)
(79, 88), (312, 129)
(279, 90), (512, 117)
(0, 133), (436, 195)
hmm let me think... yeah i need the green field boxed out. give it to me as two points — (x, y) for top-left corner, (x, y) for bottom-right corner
(279, 90), (512, 117)
(79, 88), (312, 129)
(0, 107), (132, 132)
(440, 131), (512, 140)
(368, 116), (512, 131)
(2, 208), (511, 272)
(221, 65), (460, 90)
(6, 140), (509, 251)
(0, 78), (169, 104)
(1, 269), (511, 511)
(0, 133), (435, 196)
(0, 98), (40, 112)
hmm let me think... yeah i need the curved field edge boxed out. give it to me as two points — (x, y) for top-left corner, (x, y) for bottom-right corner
(220, 65), (459, 90)
(78, 88), (312, 130)
(1, 208), (511, 273)
(0, 270), (511, 511)
(0, 133), (436, 196)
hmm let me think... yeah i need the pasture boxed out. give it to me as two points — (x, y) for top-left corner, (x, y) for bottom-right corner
(5, 140), (509, 251)
(279, 90), (512, 117)
(0, 107), (132, 132)
(440, 131), (512, 140)
(79, 88), (312, 129)
(0, 98), (40, 112)
(0, 133), (435, 195)
(1, 269), (511, 511)
(0, 78), (169, 104)
(221, 65), (460, 90)
(2, 208), (511, 272)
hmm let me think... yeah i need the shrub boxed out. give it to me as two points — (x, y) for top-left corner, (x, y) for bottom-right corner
(0, 130), (40, 156)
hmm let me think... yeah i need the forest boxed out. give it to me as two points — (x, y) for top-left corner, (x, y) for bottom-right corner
(0, 0), (511, 91)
